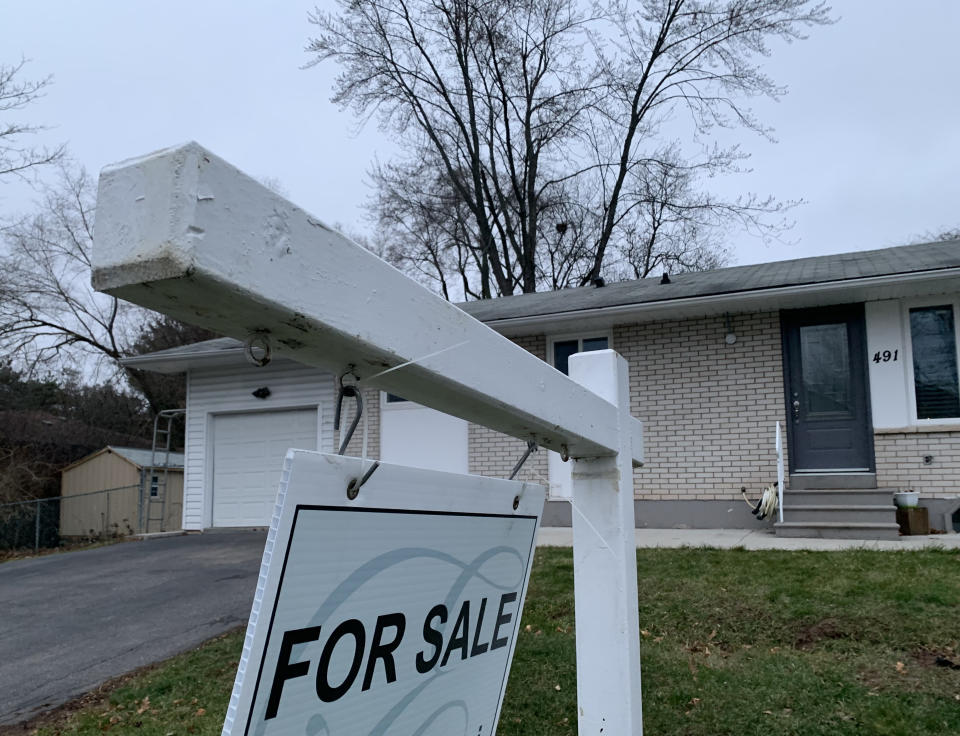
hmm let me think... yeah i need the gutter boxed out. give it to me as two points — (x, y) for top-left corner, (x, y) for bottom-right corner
(121, 347), (243, 368)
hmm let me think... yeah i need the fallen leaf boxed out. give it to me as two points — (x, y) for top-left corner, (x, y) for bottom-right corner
(524, 624), (532, 632)
(896, 661), (906, 674)
(554, 684), (561, 691)
(653, 636), (664, 643)
(640, 629), (651, 638)
(763, 710), (773, 715)
(137, 697), (151, 716)
(196, 708), (206, 716)
(708, 629), (717, 641)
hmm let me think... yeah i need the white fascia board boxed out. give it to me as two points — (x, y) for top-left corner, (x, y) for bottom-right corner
(92, 142), (641, 463)
(484, 270), (960, 336)
(121, 347), (247, 374)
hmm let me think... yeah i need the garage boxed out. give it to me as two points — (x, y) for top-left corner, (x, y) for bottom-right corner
(211, 408), (319, 527)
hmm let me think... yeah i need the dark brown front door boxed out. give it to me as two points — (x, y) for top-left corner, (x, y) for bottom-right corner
(782, 305), (874, 472)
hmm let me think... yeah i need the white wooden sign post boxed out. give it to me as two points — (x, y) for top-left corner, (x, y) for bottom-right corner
(92, 142), (644, 735)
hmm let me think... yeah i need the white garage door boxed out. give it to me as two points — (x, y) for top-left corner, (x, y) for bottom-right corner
(212, 408), (318, 526)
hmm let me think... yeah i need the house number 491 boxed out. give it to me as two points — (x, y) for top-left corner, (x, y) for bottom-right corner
(872, 349), (899, 363)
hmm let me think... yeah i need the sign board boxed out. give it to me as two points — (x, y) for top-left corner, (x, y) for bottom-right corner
(223, 451), (543, 736)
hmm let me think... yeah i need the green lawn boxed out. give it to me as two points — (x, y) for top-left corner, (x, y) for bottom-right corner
(26, 547), (960, 736)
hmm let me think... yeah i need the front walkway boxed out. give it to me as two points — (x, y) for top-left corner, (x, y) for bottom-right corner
(536, 526), (960, 551)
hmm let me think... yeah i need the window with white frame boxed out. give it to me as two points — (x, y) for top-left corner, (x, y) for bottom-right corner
(548, 333), (611, 375)
(908, 303), (960, 420)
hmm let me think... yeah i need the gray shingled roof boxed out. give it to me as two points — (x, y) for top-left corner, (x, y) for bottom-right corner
(109, 446), (184, 469)
(128, 239), (960, 365)
(459, 240), (960, 322)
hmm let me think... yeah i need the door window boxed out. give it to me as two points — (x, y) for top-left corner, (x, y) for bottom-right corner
(799, 323), (851, 415)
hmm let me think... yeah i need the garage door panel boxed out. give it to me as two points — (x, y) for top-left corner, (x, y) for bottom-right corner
(212, 409), (317, 527)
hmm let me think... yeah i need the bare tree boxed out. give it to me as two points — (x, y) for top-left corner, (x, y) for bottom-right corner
(308, 0), (831, 297)
(911, 227), (960, 244)
(0, 58), (64, 181)
(0, 164), (189, 413)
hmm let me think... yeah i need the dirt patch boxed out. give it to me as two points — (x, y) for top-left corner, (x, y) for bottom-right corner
(794, 617), (851, 650)
(912, 647), (960, 670)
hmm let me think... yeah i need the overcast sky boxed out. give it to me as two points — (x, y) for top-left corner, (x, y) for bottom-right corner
(2, 1), (958, 270)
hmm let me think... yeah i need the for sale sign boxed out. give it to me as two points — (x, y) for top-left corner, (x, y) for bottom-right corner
(222, 451), (543, 736)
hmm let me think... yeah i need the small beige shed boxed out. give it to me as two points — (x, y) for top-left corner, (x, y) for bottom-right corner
(60, 446), (184, 537)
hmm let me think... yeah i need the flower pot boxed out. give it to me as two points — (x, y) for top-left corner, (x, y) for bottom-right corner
(894, 491), (919, 508)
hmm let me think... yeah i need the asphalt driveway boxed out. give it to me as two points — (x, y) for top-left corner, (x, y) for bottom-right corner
(0, 529), (266, 726)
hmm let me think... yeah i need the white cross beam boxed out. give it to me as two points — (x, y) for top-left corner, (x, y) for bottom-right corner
(92, 142), (644, 734)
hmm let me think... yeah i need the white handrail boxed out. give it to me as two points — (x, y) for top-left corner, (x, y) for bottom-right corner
(776, 421), (785, 523)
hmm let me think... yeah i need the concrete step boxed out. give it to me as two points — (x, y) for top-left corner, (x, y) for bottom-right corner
(784, 489), (895, 507)
(783, 504), (897, 525)
(774, 521), (901, 540)
(790, 473), (876, 489)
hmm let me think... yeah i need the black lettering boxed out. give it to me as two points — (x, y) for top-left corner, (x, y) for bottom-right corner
(362, 612), (406, 691)
(265, 626), (321, 720)
(315, 619), (365, 703)
(491, 592), (518, 650)
(470, 598), (489, 657)
(440, 600), (470, 666)
(416, 604), (447, 674)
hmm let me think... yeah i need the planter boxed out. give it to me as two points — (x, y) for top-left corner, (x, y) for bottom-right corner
(894, 491), (919, 508)
(896, 507), (929, 536)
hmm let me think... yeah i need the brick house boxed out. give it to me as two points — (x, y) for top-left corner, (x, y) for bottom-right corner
(126, 239), (960, 538)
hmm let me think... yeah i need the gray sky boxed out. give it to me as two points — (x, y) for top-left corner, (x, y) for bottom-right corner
(3, 1), (959, 269)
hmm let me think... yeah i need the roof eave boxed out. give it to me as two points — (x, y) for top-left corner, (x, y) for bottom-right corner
(483, 267), (960, 336)
(120, 347), (247, 374)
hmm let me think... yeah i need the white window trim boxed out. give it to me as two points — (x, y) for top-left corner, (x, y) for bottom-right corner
(546, 330), (614, 372)
(902, 296), (960, 427)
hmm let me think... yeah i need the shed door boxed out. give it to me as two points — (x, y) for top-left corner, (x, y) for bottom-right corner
(211, 408), (318, 526)
(782, 306), (874, 472)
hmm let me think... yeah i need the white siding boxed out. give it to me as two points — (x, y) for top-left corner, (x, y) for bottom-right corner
(865, 299), (911, 429)
(380, 399), (468, 473)
(183, 360), (335, 530)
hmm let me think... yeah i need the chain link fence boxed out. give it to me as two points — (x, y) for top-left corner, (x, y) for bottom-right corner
(0, 484), (141, 553)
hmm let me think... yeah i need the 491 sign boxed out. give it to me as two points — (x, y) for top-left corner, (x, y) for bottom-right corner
(222, 451), (543, 736)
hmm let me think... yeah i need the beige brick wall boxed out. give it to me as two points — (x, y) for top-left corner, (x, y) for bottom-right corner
(464, 317), (788, 499)
(469, 335), (549, 484)
(615, 311), (789, 501)
(338, 383), (381, 460)
(875, 431), (960, 497)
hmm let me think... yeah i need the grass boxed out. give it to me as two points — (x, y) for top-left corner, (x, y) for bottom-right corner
(18, 547), (960, 736)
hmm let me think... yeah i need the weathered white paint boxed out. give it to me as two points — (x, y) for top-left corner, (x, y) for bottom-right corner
(93, 142), (646, 732)
(183, 360), (334, 529)
(547, 450), (572, 499)
(380, 398), (469, 473)
(568, 350), (644, 735)
(865, 299), (910, 429)
(92, 142), (642, 464)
